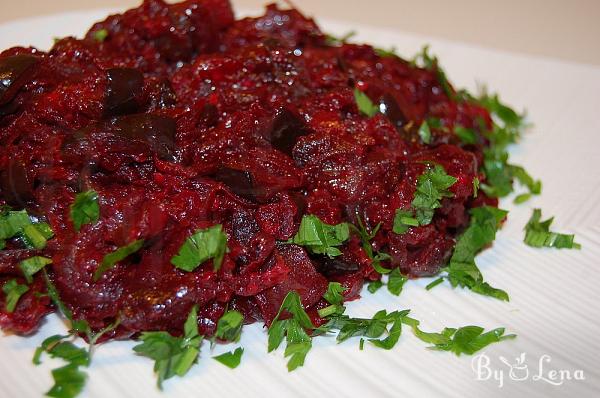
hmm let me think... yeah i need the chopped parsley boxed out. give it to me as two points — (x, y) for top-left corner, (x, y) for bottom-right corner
(215, 310), (244, 343)
(418, 120), (432, 144)
(402, 317), (515, 355)
(213, 347), (244, 369)
(324, 31), (356, 46)
(133, 306), (203, 389)
(524, 209), (581, 249)
(387, 268), (408, 296)
(70, 191), (100, 232)
(430, 206), (510, 301)
(318, 282), (347, 318)
(454, 126), (477, 145)
(393, 164), (457, 234)
(20, 256), (53, 283)
(367, 280), (383, 293)
(351, 216), (392, 274)
(412, 46), (454, 98)
(353, 88), (379, 118)
(290, 215), (350, 258)
(92, 29), (108, 43)
(268, 291), (314, 371)
(94, 239), (144, 281)
(392, 209), (419, 234)
(458, 89), (542, 203)
(0, 209), (54, 249)
(171, 225), (228, 272)
(374, 46), (398, 58)
(2, 279), (29, 312)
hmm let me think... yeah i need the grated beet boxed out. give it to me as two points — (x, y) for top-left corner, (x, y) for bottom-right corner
(0, 0), (496, 339)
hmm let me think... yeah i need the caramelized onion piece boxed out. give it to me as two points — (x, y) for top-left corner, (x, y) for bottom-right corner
(0, 54), (39, 106)
(113, 114), (176, 160)
(0, 159), (34, 206)
(104, 68), (144, 117)
(267, 108), (309, 155)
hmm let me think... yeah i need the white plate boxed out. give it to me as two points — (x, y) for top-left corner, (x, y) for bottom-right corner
(1, 7), (599, 398)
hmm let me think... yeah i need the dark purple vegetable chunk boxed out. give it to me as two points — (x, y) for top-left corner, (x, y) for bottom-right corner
(0, 54), (39, 105)
(104, 68), (144, 117)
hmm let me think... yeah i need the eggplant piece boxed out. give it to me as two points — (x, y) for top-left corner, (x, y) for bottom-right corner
(266, 108), (309, 156)
(104, 68), (144, 117)
(0, 54), (39, 106)
(315, 257), (359, 276)
(0, 159), (33, 206)
(212, 166), (265, 202)
(112, 114), (177, 160)
(379, 93), (407, 129)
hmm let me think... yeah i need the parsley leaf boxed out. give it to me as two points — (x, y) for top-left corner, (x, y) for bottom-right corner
(394, 164), (457, 234)
(22, 223), (54, 249)
(20, 256), (53, 283)
(318, 309), (410, 350)
(392, 209), (419, 234)
(47, 363), (88, 398)
(0, 209), (54, 249)
(171, 225), (228, 272)
(351, 216), (392, 274)
(215, 310), (244, 343)
(412, 164), (457, 225)
(94, 239), (144, 281)
(2, 279), (29, 312)
(92, 29), (108, 43)
(268, 291), (314, 371)
(324, 31), (356, 46)
(431, 206), (510, 301)
(353, 88), (379, 117)
(133, 306), (203, 389)
(213, 347), (244, 369)
(323, 282), (346, 305)
(418, 120), (432, 144)
(290, 215), (350, 258)
(430, 325), (516, 355)
(70, 191), (100, 232)
(387, 268), (408, 296)
(412, 45), (454, 98)
(367, 280), (383, 293)
(524, 209), (581, 249)
(454, 126), (478, 145)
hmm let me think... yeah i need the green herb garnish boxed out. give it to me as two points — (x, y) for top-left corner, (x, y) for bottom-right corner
(171, 225), (228, 272)
(94, 239), (144, 281)
(92, 29), (108, 43)
(290, 215), (350, 258)
(324, 31), (356, 46)
(133, 306), (203, 389)
(213, 347), (244, 369)
(430, 206), (509, 301)
(393, 164), (457, 234)
(353, 88), (379, 117)
(20, 256), (53, 283)
(2, 279), (29, 312)
(387, 268), (408, 296)
(70, 191), (100, 232)
(215, 310), (244, 343)
(418, 120), (432, 144)
(0, 209), (54, 249)
(524, 209), (580, 249)
(268, 291), (314, 371)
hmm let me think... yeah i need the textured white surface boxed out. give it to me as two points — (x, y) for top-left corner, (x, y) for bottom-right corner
(1, 9), (599, 398)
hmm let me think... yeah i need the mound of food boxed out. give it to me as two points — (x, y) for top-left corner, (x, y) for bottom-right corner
(0, 0), (507, 344)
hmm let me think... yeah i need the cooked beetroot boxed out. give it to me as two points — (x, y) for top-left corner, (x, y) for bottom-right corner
(0, 0), (495, 337)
